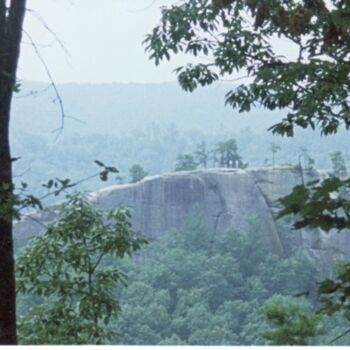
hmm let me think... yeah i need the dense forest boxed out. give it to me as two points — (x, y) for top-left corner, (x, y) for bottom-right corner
(1, 0), (350, 345)
(16, 208), (350, 345)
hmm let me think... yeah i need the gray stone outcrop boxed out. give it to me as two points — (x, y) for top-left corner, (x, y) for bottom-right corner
(14, 167), (350, 263)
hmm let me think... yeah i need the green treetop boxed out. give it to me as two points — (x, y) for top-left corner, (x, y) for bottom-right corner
(213, 138), (244, 168)
(194, 141), (210, 168)
(16, 192), (147, 344)
(129, 164), (148, 183)
(175, 154), (198, 171)
(262, 295), (323, 345)
(144, 0), (350, 137)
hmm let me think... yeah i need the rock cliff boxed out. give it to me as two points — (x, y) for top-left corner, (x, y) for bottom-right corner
(14, 167), (350, 264)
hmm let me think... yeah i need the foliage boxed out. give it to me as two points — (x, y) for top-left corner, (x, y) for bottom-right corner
(212, 138), (245, 168)
(175, 153), (197, 171)
(129, 164), (148, 183)
(330, 151), (347, 177)
(194, 141), (209, 168)
(318, 261), (350, 322)
(108, 210), (321, 345)
(144, 4), (350, 333)
(278, 177), (350, 232)
(16, 192), (147, 344)
(145, 0), (350, 137)
(262, 295), (323, 345)
(3, 160), (119, 223)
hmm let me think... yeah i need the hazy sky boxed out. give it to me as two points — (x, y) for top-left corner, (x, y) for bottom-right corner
(20, 0), (185, 84)
(21, 0), (297, 84)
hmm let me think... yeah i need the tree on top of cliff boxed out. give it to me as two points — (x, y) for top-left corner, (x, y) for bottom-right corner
(129, 164), (148, 183)
(195, 141), (210, 168)
(175, 153), (198, 171)
(212, 138), (244, 168)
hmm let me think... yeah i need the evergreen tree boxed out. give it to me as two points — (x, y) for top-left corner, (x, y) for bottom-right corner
(129, 164), (148, 183)
(194, 141), (209, 168)
(213, 139), (243, 168)
(262, 295), (323, 345)
(175, 154), (197, 171)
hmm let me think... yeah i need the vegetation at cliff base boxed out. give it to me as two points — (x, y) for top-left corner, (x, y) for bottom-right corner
(16, 193), (147, 344)
(105, 211), (349, 345)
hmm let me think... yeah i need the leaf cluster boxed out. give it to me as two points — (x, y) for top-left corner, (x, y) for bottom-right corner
(262, 295), (323, 345)
(176, 138), (246, 170)
(278, 176), (350, 231)
(145, 0), (350, 136)
(318, 261), (350, 321)
(16, 192), (147, 344)
(129, 164), (148, 183)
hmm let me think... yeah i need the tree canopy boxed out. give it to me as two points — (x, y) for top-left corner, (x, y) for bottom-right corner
(129, 164), (148, 183)
(144, 0), (350, 343)
(175, 153), (198, 171)
(144, 0), (350, 137)
(16, 192), (147, 344)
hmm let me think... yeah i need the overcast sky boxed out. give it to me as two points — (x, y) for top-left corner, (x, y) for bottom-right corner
(20, 0), (297, 84)
(20, 0), (185, 84)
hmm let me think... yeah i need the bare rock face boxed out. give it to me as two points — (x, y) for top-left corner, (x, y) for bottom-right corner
(14, 167), (350, 263)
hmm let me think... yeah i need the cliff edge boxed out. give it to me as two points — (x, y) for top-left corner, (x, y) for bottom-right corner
(14, 167), (350, 263)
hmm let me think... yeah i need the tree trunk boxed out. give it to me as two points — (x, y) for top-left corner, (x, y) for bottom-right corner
(0, 0), (26, 344)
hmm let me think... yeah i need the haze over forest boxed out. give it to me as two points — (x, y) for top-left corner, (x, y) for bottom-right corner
(2, 0), (350, 346)
(11, 81), (350, 197)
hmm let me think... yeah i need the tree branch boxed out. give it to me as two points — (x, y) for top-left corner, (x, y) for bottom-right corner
(22, 30), (66, 137)
(26, 8), (70, 57)
(328, 328), (350, 345)
(91, 252), (105, 274)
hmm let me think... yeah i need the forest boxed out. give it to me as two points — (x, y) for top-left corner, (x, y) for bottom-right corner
(14, 205), (350, 345)
(1, 0), (350, 346)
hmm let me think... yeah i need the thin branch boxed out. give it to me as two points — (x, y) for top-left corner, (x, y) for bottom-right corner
(20, 214), (49, 229)
(26, 8), (70, 56)
(125, 0), (157, 13)
(328, 328), (350, 345)
(38, 172), (101, 203)
(91, 252), (105, 274)
(16, 171), (101, 213)
(219, 74), (250, 82)
(21, 39), (56, 49)
(63, 114), (87, 125)
(13, 167), (30, 178)
(23, 30), (66, 137)
(14, 84), (51, 99)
